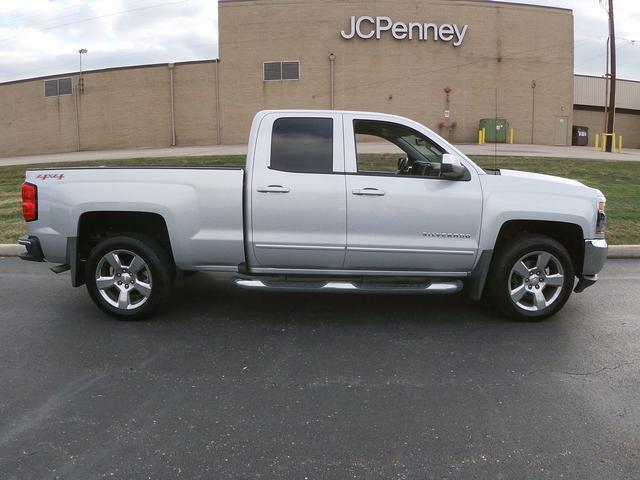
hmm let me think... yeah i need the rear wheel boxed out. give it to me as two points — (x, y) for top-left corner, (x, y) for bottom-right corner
(490, 234), (575, 321)
(85, 235), (173, 319)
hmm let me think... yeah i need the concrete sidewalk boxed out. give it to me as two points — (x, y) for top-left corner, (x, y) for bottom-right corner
(1, 142), (639, 167)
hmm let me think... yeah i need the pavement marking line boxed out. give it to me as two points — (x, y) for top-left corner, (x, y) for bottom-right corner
(0, 372), (107, 446)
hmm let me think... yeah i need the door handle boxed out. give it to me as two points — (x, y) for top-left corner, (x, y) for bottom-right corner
(257, 185), (290, 193)
(352, 188), (385, 196)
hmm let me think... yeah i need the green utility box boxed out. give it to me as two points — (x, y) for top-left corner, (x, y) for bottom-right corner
(479, 118), (509, 143)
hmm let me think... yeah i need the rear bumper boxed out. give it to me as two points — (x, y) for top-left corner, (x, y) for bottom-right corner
(574, 239), (607, 293)
(18, 235), (45, 262)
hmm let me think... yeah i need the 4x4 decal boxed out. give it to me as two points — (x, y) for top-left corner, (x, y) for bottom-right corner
(36, 173), (65, 180)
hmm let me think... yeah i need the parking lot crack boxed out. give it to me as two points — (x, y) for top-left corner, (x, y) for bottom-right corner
(563, 357), (640, 377)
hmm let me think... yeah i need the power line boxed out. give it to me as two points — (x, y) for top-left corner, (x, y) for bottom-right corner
(0, 0), (191, 43)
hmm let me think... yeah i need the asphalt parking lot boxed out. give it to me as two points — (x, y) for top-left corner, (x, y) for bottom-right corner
(0, 258), (639, 479)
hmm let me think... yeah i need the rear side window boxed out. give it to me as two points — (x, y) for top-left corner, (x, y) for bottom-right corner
(270, 117), (333, 173)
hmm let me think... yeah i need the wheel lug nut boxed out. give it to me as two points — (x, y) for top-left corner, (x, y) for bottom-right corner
(125, 284), (129, 289)
(118, 281), (122, 285)
(535, 285), (540, 289)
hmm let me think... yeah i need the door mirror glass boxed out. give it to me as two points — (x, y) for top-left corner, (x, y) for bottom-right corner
(440, 154), (465, 179)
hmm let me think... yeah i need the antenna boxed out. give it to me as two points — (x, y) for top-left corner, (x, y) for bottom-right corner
(494, 87), (498, 170)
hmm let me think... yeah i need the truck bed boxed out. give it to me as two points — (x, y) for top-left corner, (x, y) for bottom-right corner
(24, 166), (246, 270)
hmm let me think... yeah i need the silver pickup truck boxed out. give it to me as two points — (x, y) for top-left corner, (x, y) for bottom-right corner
(19, 110), (608, 321)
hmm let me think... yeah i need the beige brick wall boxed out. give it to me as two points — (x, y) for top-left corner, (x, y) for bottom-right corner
(219, 0), (574, 145)
(0, 61), (220, 157)
(573, 108), (640, 149)
(0, 78), (78, 157)
(0, 0), (579, 157)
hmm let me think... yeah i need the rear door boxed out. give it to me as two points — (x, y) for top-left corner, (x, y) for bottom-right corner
(249, 112), (347, 269)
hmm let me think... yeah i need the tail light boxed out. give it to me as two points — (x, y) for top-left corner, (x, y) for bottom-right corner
(596, 198), (606, 234)
(22, 182), (38, 222)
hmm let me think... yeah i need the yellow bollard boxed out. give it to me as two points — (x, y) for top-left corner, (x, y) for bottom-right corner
(595, 134), (600, 151)
(619, 135), (623, 153)
(612, 133), (616, 152)
(509, 128), (514, 144)
(478, 130), (482, 145)
(482, 128), (486, 145)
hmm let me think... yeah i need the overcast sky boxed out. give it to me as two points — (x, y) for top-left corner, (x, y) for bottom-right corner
(0, 0), (638, 83)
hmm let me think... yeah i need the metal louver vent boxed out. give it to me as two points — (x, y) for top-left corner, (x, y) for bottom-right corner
(44, 80), (58, 97)
(44, 78), (73, 96)
(282, 62), (299, 80)
(58, 78), (72, 95)
(263, 62), (282, 81)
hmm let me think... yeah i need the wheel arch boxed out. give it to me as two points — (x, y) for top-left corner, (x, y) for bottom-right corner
(71, 211), (175, 287)
(468, 219), (585, 300)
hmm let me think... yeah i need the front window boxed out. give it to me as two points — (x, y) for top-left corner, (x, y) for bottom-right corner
(354, 120), (445, 177)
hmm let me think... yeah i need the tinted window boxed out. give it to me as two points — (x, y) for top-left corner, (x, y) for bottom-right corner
(270, 118), (333, 174)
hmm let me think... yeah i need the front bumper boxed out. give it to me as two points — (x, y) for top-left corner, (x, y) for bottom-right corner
(574, 239), (608, 293)
(583, 239), (608, 275)
(18, 235), (45, 262)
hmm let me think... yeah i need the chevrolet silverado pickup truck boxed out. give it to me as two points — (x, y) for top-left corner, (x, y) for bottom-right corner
(19, 110), (608, 320)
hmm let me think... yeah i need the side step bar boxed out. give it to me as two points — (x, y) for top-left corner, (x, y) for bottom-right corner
(233, 278), (463, 295)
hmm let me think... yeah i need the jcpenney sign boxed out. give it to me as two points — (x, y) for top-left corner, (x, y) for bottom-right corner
(341, 16), (469, 47)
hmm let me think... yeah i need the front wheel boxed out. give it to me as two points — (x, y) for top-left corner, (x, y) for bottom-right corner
(490, 234), (575, 321)
(85, 235), (173, 319)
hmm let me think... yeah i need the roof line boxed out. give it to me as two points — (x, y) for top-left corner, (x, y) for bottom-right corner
(575, 73), (640, 84)
(0, 58), (219, 86)
(220, 0), (572, 12)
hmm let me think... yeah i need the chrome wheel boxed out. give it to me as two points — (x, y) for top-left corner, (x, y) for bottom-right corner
(508, 250), (565, 312)
(95, 249), (153, 310)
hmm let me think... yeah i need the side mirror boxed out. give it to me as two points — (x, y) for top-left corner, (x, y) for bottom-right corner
(440, 154), (465, 180)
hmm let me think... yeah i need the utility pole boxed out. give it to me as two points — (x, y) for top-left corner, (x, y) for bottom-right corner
(605, 0), (616, 152)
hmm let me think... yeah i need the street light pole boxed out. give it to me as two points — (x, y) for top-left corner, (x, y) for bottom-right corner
(78, 48), (88, 94)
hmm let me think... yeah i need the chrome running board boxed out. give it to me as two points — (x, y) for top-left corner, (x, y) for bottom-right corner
(233, 278), (463, 295)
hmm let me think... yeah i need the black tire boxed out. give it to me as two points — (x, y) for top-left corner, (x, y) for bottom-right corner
(85, 234), (174, 320)
(488, 234), (575, 321)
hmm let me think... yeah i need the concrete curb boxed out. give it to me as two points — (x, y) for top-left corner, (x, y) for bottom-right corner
(607, 245), (640, 259)
(1, 243), (640, 259)
(0, 244), (26, 256)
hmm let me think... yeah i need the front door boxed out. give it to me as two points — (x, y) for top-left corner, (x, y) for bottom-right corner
(250, 113), (347, 269)
(343, 116), (482, 272)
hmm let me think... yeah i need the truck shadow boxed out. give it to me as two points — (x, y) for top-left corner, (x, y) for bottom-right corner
(160, 272), (540, 328)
